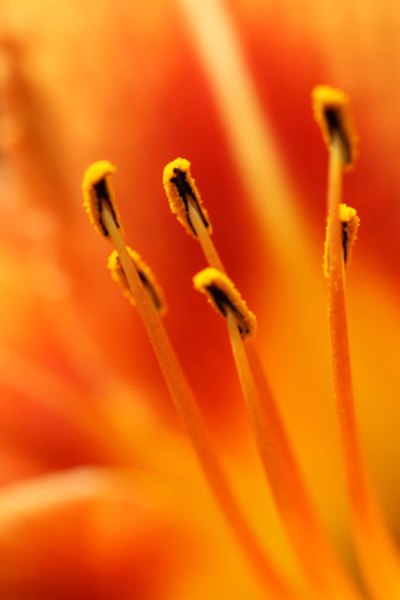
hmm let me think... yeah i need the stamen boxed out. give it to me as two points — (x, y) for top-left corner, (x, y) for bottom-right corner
(195, 268), (361, 598)
(82, 161), (122, 237)
(163, 158), (226, 272)
(323, 203), (360, 277)
(193, 268), (257, 339)
(83, 164), (298, 600)
(317, 91), (400, 598)
(108, 248), (167, 316)
(312, 85), (358, 169)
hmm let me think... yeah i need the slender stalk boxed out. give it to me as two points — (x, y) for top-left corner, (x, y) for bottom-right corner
(226, 311), (360, 600)
(188, 201), (225, 272)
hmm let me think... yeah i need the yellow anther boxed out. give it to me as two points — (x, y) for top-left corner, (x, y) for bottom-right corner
(82, 160), (122, 237)
(163, 158), (212, 239)
(340, 203), (360, 266)
(107, 248), (167, 316)
(193, 267), (257, 339)
(312, 85), (358, 168)
(324, 203), (360, 277)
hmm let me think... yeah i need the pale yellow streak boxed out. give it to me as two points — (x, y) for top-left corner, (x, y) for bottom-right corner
(175, 0), (312, 261)
(0, 468), (115, 521)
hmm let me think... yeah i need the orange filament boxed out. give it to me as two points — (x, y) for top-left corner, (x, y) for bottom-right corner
(195, 268), (360, 598)
(245, 345), (363, 600)
(187, 201), (225, 272)
(83, 180), (299, 600)
(324, 131), (400, 599)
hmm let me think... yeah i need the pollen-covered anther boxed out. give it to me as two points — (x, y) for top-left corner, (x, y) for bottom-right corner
(163, 158), (212, 239)
(339, 203), (360, 266)
(193, 268), (257, 339)
(324, 203), (360, 278)
(108, 248), (167, 316)
(82, 160), (123, 237)
(312, 85), (358, 168)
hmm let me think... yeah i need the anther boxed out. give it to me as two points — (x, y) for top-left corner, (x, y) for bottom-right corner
(193, 268), (257, 339)
(340, 203), (360, 265)
(108, 248), (167, 315)
(312, 85), (358, 168)
(324, 203), (360, 277)
(163, 158), (212, 239)
(82, 160), (122, 237)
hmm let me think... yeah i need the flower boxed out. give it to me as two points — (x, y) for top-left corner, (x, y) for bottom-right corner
(1, 1), (400, 599)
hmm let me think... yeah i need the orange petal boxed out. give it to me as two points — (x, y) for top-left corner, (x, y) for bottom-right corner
(0, 468), (191, 600)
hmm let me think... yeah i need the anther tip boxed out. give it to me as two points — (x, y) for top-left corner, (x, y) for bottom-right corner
(193, 267), (257, 339)
(163, 157), (191, 185)
(83, 160), (116, 186)
(312, 85), (358, 168)
(82, 160), (122, 237)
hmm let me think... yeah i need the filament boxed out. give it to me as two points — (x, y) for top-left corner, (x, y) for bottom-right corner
(187, 201), (225, 272)
(223, 301), (360, 599)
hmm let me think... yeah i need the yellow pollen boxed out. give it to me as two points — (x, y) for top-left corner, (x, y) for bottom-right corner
(324, 202), (360, 277)
(193, 267), (257, 339)
(107, 248), (167, 316)
(82, 160), (122, 237)
(312, 85), (358, 168)
(339, 203), (360, 266)
(163, 158), (212, 239)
